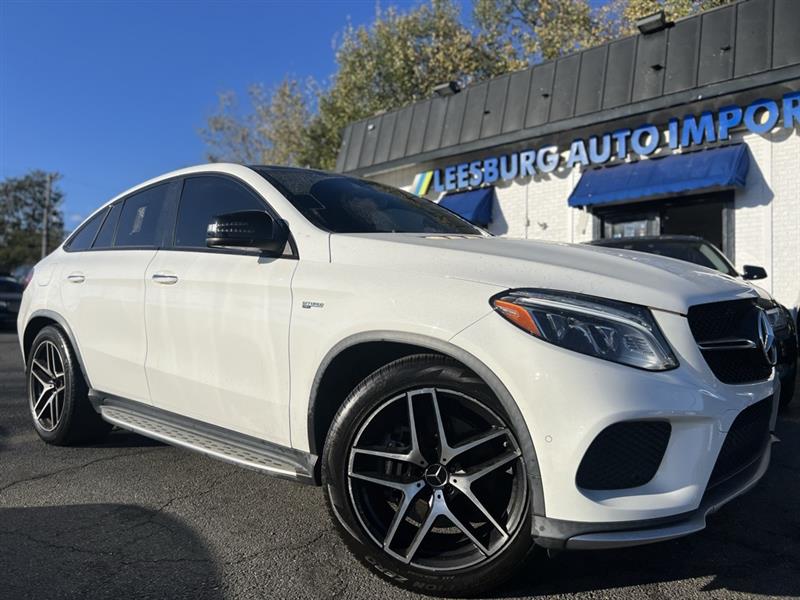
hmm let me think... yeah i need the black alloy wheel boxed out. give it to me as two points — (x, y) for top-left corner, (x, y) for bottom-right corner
(323, 354), (534, 596)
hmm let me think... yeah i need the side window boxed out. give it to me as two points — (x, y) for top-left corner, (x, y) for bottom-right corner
(175, 176), (266, 249)
(114, 184), (170, 248)
(92, 203), (122, 248)
(65, 208), (107, 251)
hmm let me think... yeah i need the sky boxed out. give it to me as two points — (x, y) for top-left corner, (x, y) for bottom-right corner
(0, 0), (388, 229)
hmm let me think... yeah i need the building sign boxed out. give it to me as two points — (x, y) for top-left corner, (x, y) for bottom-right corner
(413, 91), (800, 196)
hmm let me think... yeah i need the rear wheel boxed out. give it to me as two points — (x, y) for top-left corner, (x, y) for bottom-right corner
(323, 354), (533, 596)
(27, 325), (111, 445)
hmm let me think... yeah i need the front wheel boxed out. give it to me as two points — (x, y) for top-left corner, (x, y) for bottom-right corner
(323, 354), (534, 596)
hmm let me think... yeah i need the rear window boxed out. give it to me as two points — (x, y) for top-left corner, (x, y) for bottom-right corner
(93, 203), (122, 248)
(602, 240), (737, 276)
(65, 208), (107, 251)
(255, 167), (480, 235)
(114, 184), (170, 248)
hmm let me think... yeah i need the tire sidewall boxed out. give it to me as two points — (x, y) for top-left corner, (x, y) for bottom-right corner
(322, 355), (534, 596)
(27, 326), (80, 445)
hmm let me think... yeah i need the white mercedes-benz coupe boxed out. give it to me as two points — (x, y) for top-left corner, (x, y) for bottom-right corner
(18, 164), (778, 595)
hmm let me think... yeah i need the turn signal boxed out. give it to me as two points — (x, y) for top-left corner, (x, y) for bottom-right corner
(492, 299), (541, 336)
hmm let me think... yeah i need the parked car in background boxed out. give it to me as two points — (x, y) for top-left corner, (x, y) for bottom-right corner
(589, 235), (797, 408)
(12, 264), (35, 288)
(17, 165), (781, 595)
(0, 276), (24, 329)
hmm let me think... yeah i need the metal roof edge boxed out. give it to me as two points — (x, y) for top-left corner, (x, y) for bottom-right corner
(342, 64), (800, 177)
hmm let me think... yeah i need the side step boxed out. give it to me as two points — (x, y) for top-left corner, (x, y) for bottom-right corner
(98, 401), (316, 484)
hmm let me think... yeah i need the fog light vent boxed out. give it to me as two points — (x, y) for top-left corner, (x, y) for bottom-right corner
(576, 421), (671, 490)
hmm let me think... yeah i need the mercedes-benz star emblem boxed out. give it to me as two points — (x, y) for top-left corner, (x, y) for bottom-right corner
(423, 464), (449, 488)
(757, 309), (777, 366)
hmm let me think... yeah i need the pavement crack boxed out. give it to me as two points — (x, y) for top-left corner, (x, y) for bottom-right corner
(224, 529), (328, 566)
(0, 448), (161, 496)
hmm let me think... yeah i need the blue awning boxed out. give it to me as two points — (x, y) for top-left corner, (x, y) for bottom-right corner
(439, 187), (494, 226)
(568, 144), (750, 208)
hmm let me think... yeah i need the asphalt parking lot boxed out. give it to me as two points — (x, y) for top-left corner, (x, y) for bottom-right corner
(1, 330), (799, 600)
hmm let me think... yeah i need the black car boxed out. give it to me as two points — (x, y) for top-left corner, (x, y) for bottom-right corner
(0, 276), (23, 330)
(589, 235), (797, 408)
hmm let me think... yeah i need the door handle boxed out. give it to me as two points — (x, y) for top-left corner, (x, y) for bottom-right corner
(151, 273), (178, 285)
(66, 273), (85, 284)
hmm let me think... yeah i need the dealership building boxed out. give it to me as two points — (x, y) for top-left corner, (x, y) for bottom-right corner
(335, 0), (800, 313)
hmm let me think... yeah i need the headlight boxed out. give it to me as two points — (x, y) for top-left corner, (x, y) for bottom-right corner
(490, 289), (679, 371)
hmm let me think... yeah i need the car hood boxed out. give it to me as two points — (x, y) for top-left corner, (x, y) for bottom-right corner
(329, 233), (757, 314)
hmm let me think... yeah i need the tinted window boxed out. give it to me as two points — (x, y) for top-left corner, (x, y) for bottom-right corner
(602, 240), (737, 276)
(175, 176), (266, 248)
(65, 208), (107, 251)
(92, 203), (122, 248)
(255, 167), (481, 234)
(114, 184), (169, 248)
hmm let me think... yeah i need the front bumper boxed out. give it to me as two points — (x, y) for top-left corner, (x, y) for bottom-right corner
(534, 430), (777, 549)
(450, 307), (777, 535)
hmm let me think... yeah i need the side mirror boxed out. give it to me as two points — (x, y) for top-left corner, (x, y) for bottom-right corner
(206, 210), (289, 256)
(742, 265), (767, 280)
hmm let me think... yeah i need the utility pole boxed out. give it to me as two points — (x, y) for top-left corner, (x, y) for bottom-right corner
(41, 173), (51, 259)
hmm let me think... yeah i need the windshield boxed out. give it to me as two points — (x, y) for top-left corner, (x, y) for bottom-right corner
(255, 167), (482, 235)
(599, 239), (738, 276)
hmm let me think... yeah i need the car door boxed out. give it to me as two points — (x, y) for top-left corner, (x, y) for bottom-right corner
(144, 174), (297, 444)
(58, 181), (178, 404)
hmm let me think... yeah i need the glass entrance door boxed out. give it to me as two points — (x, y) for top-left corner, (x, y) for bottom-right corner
(603, 213), (659, 239)
(596, 191), (733, 256)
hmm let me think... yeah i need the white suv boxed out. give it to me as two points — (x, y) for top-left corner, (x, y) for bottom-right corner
(18, 164), (778, 596)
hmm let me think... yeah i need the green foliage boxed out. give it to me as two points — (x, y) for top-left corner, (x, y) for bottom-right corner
(0, 171), (64, 272)
(474, 0), (596, 61)
(200, 78), (311, 166)
(202, 0), (735, 171)
(612, 0), (734, 36)
(301, 0), (527, 170)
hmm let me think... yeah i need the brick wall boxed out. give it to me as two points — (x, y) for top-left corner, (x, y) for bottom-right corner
(736, 130), (800, 311)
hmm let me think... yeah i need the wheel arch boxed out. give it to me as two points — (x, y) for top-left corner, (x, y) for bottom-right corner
(307, 330), (545, 515)
(23, 309), (92, 388)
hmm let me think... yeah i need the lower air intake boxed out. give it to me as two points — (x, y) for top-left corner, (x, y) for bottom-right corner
(708, 397), (773, 488)
(576, 421), (671, 490)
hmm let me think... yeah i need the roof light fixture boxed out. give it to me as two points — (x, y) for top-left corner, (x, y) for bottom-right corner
(636, 10), (668, 34)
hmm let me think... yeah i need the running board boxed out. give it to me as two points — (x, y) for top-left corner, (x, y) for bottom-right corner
(97, 399), (316, 484)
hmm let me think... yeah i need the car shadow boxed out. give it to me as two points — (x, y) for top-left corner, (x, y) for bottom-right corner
(495, 402), (800, 598)
(0, 503), (223, 599)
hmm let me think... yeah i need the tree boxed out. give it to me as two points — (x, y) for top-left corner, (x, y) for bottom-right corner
(302, 0), (526, 169)
(202, 0), (736, 171)
(200, 78), (311, 166)
(473, 0), (735, 59)
(0, 170), (64, 272)
(203, 0), (523, 170)
(473, 0), (596, 61)
(620, 0), (734, 25)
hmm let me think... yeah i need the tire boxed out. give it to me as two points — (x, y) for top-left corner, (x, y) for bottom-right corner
(27, 325), (111, 445)
(322, 354), (534, 597)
